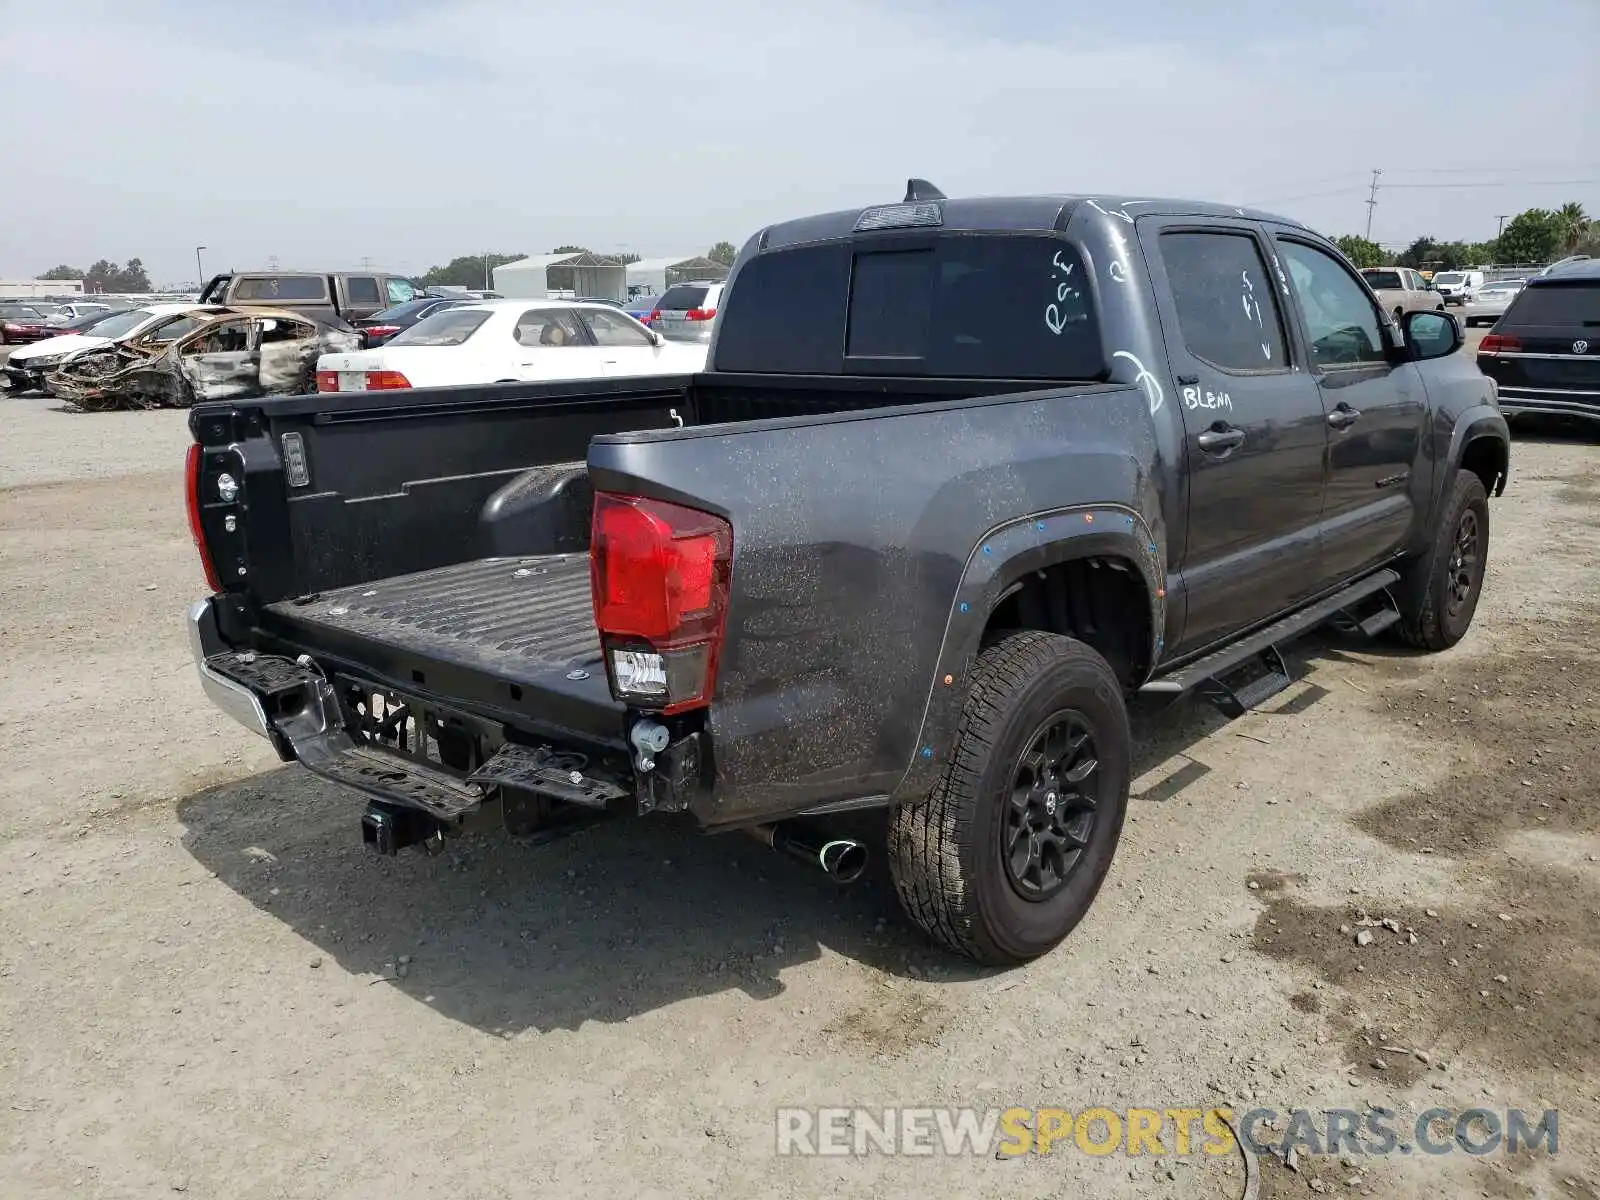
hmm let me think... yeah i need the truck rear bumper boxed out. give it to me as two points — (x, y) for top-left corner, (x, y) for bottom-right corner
(187, 599), (276, 742)
(186, 595), (708, 828)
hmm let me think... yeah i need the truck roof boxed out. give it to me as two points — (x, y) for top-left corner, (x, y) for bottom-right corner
(755, 191), (1307, 253)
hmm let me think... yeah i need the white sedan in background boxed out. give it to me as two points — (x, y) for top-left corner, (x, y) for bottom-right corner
(1462, 280), (1525, 327)
(314, 299), (707, 392)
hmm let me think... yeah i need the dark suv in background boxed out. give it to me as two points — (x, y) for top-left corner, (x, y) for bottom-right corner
(1477, 257), (1600, 426)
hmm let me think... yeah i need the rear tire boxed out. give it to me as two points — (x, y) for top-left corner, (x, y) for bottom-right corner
(1396, 470), (1489, 651)
(888, 631), (1130, 966)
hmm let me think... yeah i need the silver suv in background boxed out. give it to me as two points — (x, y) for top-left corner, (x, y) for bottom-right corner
(650, 282), (725, 343)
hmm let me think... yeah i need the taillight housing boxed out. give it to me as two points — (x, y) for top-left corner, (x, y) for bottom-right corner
(1478, 334), (1521, 354)
(590, 492), (732, 714)
(644, 309), (660, 324)
(362, 325), (401, 344)
(314, 369), (411, 391)
(185, 443), (224, 593)
(685, 308), (717, 322)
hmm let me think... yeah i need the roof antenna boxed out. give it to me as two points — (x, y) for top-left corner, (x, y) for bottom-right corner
(904, 178), (946, 202)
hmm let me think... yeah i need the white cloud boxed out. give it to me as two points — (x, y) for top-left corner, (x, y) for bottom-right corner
(1, 0), (1594, 283)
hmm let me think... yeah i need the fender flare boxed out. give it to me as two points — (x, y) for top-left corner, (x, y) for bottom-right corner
(1444, 406), (1510, 499)
(889, 502), (1165, 801)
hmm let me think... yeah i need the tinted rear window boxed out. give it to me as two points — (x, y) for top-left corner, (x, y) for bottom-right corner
(1362, 270), (1403, 290)
(388, 309), (491, 347)
(714, 235), (1103, 380)
(368, 299), (443, 322)
(658, 284), (709, 312)
(232, 276), (329, 301)
(1501, 283), (1600, 327)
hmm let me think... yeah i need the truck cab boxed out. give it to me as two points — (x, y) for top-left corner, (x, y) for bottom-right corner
(199, 272), (418, 323)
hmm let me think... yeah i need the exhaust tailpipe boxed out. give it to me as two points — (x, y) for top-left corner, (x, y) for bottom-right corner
(744, 822), (869, 884)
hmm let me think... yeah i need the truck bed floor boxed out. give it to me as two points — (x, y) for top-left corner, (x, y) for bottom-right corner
(265, 554), (599, 683)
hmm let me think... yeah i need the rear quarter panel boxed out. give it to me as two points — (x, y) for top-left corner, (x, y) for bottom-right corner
(588, 385), (1168, 825)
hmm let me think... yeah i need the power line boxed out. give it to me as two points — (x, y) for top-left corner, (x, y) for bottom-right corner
(1384, 179), (1599, 189)
(1385, 164), (1599, 175)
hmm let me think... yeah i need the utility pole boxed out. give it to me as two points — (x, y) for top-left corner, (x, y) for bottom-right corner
(267, 254), (279, 271)
(195, 245), (207, 287)
(1364, 169), (1382, 241)
(359, 256), (372, 270)
(1495, 214), (1510, 238)
(483, 251), (491, 292)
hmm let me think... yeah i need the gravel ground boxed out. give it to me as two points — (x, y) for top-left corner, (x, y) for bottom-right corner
(2, 345), (1598, 1199)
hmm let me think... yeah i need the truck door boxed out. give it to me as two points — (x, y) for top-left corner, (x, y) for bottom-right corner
(1140, 219), (1330, 654)
(1271, 235), (1428, 585)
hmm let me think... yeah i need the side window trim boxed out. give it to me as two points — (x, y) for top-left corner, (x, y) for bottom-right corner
(1273, 235), (1392, 374)
(1154, 222), (1295, 378)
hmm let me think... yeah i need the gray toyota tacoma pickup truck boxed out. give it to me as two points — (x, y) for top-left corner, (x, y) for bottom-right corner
(184, 181), (1509, 965)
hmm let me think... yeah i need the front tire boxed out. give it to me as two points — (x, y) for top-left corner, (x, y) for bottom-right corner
(1396, 470), (1490, 651)
(888, 631), (1131, 966)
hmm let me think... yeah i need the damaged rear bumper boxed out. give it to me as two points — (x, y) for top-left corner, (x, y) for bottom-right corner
(186, 598), (710, 829)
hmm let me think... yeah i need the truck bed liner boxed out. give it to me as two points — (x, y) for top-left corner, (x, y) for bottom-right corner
(265, 554), (599, 682)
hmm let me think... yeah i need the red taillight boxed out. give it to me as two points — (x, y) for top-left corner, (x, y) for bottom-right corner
(362, 325), (401, 342)
(1478, 334), (1521, 354)
(590, 492), (732, 714)
(185, 443), (223, 593)
(365, 370), (411, 390)
(644, 310), (659, 324)
(315, 369), (338, 392)
(685, 308), (717, 322)
(2, 323), (19, 334)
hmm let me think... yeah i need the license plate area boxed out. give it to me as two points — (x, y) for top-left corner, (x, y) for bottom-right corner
(333, 675), (631, 810)
(338, 370), (366, 391)
(335, 676), (492, 777)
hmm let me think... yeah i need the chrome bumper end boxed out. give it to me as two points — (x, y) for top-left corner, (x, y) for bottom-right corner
(186, 599), (272, 739)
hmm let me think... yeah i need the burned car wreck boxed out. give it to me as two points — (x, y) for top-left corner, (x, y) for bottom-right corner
(49, 308), (359, 411)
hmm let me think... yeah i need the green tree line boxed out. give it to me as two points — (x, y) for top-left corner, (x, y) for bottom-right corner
(38, 259), (153, 292)
(1333, 202), (1594, 271)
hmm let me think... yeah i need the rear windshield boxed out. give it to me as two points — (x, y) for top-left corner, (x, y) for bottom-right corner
(0, 306), (44, 320)
(1361, 270), (1403, 290)
(1432, 273), (1465, 285)
(657, 284), (710, 312)
(232, 275), (329, 302)
(368, 299), (443, 322)
(713, 234), (1103, 379)
(1500, 283), (1600, 327)
(388, 309), (491, 347)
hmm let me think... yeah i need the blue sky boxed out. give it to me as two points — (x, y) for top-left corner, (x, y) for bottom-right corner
(2, 0), (1595, 285)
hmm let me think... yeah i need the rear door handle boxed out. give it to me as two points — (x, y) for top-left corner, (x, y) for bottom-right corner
(1327, 403), (1362, 429)
(1196, 426), (1245, 452)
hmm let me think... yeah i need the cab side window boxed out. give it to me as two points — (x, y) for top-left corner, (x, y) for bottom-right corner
(1277, 240), (1387, 369)
(1159, 231), (1289, 372)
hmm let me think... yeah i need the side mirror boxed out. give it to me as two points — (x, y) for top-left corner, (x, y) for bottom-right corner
(1402, 309), (1462, 361)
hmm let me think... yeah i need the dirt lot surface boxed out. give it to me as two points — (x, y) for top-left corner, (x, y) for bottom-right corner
(3, 358), (1598, 1198)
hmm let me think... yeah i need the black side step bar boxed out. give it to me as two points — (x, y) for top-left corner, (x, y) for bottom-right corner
(1141, 569), (1401, 703)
